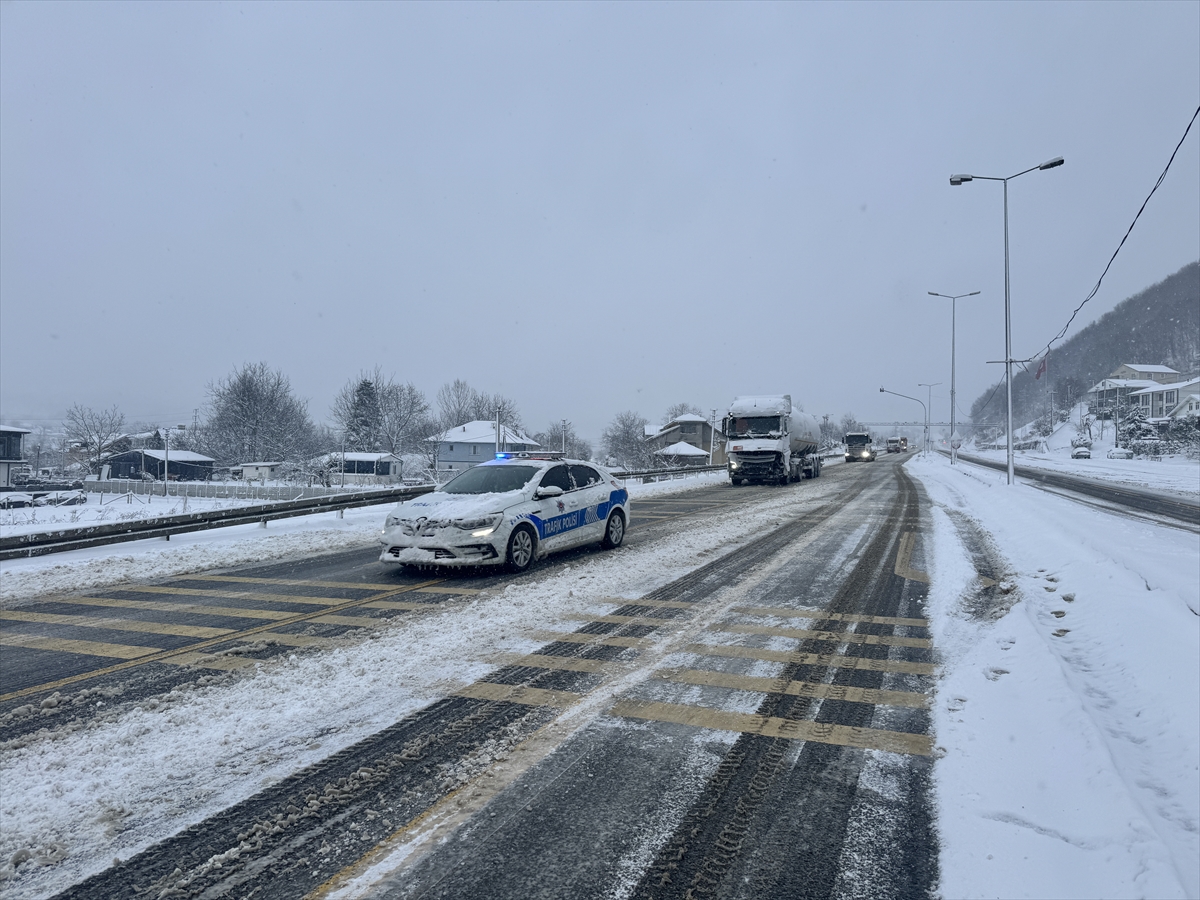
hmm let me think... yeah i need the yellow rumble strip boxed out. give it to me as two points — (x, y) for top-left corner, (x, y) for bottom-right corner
(609, 699), (932, 756)
(456, 682), (582, 709)
(0, 634), (161, 660)
(497, 653), (614, 674)
(1, 610), (234, 640)
(734, 607), (928, 628)
(686, 643), (936, 676)
(657, 668), (929, 708)
(712, 623), (932, 649)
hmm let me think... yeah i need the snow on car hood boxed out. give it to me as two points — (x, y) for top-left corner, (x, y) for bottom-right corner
(389, 489), (528, 521)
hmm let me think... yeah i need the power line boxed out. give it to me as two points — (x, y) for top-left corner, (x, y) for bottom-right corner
(1018, 105), (1200, 365)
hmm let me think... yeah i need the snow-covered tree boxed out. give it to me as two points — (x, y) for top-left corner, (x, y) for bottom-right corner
(331, 368), (433, 455)
(602, 411), (652, 469)
(201, 363), (318, 465)
(435, 379), (522, 431)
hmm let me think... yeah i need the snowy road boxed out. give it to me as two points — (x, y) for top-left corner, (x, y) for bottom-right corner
(2, 451), (1194, 899)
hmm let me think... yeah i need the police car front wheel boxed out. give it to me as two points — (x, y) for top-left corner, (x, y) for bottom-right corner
(507, 525), (536, 572)
(601, 510), (625, 549)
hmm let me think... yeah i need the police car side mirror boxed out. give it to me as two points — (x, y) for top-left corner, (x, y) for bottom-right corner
(535, 485), (564, 499)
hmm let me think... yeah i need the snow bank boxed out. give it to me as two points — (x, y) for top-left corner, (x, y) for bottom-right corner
(912, 454), (1199, 899)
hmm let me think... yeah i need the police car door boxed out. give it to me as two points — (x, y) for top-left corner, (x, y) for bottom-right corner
(568, 464), (608, 542)
(534, 464), (579, 552)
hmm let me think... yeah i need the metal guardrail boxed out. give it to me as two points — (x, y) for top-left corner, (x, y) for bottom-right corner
(0, 485), (436, 561)
(0, 463), (744, 560)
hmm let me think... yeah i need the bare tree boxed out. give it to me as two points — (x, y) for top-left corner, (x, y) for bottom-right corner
(660, 402), (703, 426)
(435, 379), (523, 431)
(602, 410), (652, 469)
(201, 363), (318, 465)
(533, 421), (593, 460)
(839, 412), (864, 436)
(333, 368), (434, 455)
(63, 404), (126, 472)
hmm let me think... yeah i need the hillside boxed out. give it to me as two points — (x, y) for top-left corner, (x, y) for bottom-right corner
(969, 261), (1200, 431)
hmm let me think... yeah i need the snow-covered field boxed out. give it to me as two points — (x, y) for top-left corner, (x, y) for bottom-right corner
(912, 454), (1199, 899)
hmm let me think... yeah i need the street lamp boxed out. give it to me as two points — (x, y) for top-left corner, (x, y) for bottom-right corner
(928, 290), (980, 463)
(951, 156), (1064, 484)
(880, 387), (926, 456)
(918, 383), (942, 455)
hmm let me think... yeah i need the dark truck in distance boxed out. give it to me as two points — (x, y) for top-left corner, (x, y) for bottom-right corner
(844, 432), (877, 462)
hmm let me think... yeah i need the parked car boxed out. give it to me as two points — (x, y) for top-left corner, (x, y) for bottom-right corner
(380, 453), (630, 572)
(34, 490), (88, 507)
(1107, 447), (1134, 459)
(0, 492), (36, 509)
(1070, 446), (1091, 459)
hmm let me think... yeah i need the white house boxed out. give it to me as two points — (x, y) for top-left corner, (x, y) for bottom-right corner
(329, 451), (404, 485)
(654, 440), (711, 467)
(1130, 377), (1200, 421)
(1108, 364), (1183, 384)
(427, 422), (539, 476)
(1167, 392), (1200, 421)
(238, 461), (284, 481)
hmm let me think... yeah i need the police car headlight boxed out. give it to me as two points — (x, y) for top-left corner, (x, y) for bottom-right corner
(384, 514), (401, 528)
(453, 514), (503, 536)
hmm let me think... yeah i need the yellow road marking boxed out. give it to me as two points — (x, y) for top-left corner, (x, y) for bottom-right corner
(0, 633), (160, 660)
(570, 614), (677, 626)
(686, 643), (936, 675)
(310, 615), (384, 628)
(238, 632), (328, 648)
(360, 600), (435, 611)
(0, 579), (445, 703)
(188, 575), (408, 591)
(456, 682), (581, 709)
(531, 631), (651, 649)
(56, 597), (295, 621)
(165, 651), (255, 671)
(121, 585), (358, 607)
(712, 623), (931, 649)
(658, 668), (929, 708)
(894, 532), (931, 583)
(188, 575), (482, 595)
(1, 610), (234, 640)
(609, 699), (931, 756)
(602, 598), (694, 610)
(498, 653), (613, 674)
(735, 607), (928, 627)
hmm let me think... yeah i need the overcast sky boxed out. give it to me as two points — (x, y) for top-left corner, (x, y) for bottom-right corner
(2, 1), (1198, 442)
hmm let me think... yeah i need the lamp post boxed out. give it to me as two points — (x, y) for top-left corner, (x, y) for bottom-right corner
(880, 387), (926, 455)
(917, 383), (941, 455)
(927, 290), (980, 463)
(950, 156), (1064, 484)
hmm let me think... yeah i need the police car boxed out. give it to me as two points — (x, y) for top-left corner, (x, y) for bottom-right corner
(379, 453), (630, 572)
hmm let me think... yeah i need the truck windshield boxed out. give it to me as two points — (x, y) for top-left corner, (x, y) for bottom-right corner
(728, 416), (782, 438)
(846, 434), (870, 446)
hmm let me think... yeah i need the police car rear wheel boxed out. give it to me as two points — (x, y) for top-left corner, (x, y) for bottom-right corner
(506, 525), (536, 572)
(601, 510), (625, 549)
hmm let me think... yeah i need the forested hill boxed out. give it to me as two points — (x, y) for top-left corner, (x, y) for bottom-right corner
(968, 261), (1200, 431)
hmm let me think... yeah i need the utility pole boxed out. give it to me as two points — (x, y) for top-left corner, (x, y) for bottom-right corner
(561, 419), (568, 455)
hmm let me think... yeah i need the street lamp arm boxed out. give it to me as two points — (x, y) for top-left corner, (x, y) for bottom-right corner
(879, 387), (926, 413)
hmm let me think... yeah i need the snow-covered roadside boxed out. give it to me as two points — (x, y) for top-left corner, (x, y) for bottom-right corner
(964, 447), (1199, 499)
(910, 454), (1199, 899)
(0, 471), (730, 607)
(0, 469), (777, 897)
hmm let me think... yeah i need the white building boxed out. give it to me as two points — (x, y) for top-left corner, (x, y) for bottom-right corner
(428, 422), (540, 476)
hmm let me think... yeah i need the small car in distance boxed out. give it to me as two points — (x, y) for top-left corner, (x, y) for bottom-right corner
(1070, 446), (1091, 459)
(1106, 447), (1134, 459)
(379, 454), (630, 572)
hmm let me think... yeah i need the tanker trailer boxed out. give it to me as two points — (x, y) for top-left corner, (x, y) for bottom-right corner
(724, 395), (823, 485)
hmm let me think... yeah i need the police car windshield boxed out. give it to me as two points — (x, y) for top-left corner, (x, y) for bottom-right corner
(441, 465), (539, 495)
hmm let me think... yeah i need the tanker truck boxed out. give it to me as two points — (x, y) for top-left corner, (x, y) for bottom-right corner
(723, 395), (823, 485)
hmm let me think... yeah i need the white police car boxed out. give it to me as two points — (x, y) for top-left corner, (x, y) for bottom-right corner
(379, 453), (630, 572)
